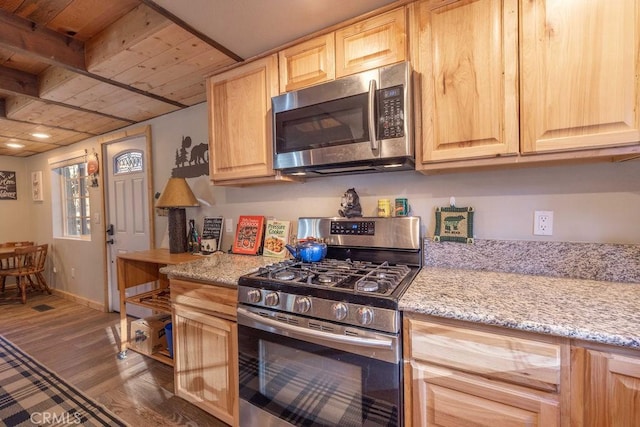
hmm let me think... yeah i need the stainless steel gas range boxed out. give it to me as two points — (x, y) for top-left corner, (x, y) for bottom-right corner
(237, 217), (422, 427)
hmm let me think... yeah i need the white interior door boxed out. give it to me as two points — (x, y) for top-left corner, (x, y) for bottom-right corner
(105, 136), (152, 316)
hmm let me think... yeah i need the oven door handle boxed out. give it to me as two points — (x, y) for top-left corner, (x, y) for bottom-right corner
(237, 307), (393, 350)
(368, 79), (379, 152)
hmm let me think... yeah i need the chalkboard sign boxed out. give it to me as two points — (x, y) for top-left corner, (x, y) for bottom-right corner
(0, 171), (17, 200)
(201, 216), (224, 253)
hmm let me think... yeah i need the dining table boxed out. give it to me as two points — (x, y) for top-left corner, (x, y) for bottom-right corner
(0, 245), (17, 262)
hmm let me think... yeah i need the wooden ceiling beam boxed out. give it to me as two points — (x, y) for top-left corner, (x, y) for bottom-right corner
(0, 65), (39, 97)
(0, 8), (85, 70)
(139, 0), (244, 63)
(0, 8), (186, 108)
(0, 66), (135, 124)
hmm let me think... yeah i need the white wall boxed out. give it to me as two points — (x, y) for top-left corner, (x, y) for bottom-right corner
(2, 101), (639, 308)
(0, 157), (31, 242)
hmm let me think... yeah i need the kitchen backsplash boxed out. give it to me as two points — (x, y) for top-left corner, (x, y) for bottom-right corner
(424, 239), (640, 284)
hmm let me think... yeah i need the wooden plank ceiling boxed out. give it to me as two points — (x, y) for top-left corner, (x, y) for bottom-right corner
(0, 0), (240, 157)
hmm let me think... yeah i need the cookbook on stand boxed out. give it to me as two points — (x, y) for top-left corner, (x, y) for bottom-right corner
(263, 219), (291, 259)
(232, 215), (265, 255)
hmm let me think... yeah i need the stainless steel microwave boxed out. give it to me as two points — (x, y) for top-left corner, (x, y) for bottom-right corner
(272, 61), (413, 176)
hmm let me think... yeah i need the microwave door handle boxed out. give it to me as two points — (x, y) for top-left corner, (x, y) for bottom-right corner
(368, 79), (379, 152)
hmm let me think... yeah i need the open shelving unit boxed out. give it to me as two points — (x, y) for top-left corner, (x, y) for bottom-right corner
(117, 249), (197, 368)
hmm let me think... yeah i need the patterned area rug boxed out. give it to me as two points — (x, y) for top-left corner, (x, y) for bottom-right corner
(0, 335), (127, 426)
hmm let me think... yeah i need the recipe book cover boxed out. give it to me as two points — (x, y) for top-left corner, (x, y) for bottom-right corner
(232, 215), (265, 255)
(263, 219), (291, 259)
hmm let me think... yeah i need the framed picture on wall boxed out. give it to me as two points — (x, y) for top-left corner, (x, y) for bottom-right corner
(0, 171), (17, 200)
(32, 171), (43, 201)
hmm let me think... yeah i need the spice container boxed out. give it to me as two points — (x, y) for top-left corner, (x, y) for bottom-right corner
(395, 198), (409, 216)
(377, 199), (392, 217)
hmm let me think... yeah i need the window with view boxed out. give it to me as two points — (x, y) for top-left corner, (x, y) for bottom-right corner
(57, 163), (91, 237)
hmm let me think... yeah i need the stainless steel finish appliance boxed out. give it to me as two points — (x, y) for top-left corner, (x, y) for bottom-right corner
(238, 216), (421, 426)
(272, 62), (413, 176)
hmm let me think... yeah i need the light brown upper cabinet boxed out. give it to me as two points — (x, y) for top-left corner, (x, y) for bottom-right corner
(279, 34), (336, 93)
(335, 7), (407, 78)
(413, 0), (640, 172)
(279, 7), (407, 93)
(411, 0), (519, 165)
(207, 55), (283, 184)
(520, 0), (640, 154)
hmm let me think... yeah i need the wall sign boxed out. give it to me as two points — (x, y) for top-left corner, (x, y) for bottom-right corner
(434, 205), (474, 243)
(0, 171), (17, 200)
(201, 216), (224, 253)
(171, 135), (209, 178)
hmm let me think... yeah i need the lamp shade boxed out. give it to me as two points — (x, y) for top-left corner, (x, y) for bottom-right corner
(156, 177), (199, 208)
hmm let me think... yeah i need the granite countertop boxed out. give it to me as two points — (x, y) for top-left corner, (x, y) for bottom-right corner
(160, 252), (275, 286)
(159, 241), (640, 351)
(400, 267), (640, 349)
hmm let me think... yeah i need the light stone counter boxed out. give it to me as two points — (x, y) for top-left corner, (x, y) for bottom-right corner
(160, 253), (276, 286)
(400, 267), (640, 349)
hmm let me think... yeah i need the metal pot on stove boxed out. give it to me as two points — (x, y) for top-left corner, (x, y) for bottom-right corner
(285, 238), (327, 262)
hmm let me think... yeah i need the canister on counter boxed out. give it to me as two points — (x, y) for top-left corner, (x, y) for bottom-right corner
(395, 198), (409, 216)
(377, 199), (392, 217)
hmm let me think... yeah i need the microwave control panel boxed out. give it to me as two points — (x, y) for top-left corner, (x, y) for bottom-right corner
(377, 85), (404, 139)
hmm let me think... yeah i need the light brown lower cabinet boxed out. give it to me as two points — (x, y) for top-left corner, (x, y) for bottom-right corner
(403, 314), (570, 427)
(571, 345), (640, 427)
(409, 361), (561, 426)
(171, 279), (239, 427)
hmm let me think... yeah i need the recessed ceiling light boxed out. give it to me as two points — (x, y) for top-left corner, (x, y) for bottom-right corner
(31, 133), (50, 139)
(6, 142), (25, 149)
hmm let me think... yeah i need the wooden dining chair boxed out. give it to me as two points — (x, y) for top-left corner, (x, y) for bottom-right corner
(0, 244), (51, 304)
(0, 241), (35, 292)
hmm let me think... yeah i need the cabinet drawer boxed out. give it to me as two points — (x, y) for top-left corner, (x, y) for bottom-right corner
(411, 361), (560, 427)
(406, 317), (562, 392)
(170, 279), (237, 320)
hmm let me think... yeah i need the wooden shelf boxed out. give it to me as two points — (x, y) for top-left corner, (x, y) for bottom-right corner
(125, 288), (171, 312)
(127, 346), (174, 367)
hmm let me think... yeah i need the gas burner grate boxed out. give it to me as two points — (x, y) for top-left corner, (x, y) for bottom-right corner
(253, 258), (412, 296)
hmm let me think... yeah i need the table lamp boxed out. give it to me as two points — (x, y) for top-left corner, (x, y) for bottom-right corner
(156, 177), (200, 253)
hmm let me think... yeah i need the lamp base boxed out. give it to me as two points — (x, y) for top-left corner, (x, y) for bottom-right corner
(167, 208), (188, 253)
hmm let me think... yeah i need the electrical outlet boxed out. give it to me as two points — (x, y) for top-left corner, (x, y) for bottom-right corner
(534, 211), (554, 236)
(225, 218), (234, 233)
(71, 267), (75, 278)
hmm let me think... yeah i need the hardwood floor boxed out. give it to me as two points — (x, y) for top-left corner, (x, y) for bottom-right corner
(0, 291), (229, 427)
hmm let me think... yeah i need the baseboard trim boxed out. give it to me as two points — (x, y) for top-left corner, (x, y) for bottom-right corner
(51, 289), (106, 312)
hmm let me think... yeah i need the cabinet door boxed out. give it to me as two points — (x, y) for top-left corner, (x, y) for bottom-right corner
(410, 361), (560, 427)
(520, 0), (640, 153)
(279, 34), (335, 93)
(335, 7), (406, 78)
(173, 304), (238, 426)
(207, 54), (279, 181)
(572, 347), (640, 427)
(413, 0), (519, 165)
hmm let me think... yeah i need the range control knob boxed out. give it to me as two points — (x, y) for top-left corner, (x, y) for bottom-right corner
(264, 292), (280, 307)
(295, 296), (312, 313)
(332, 302), (348, 320)
(247, 289), (262, 303)
(357, 307), (374, 325)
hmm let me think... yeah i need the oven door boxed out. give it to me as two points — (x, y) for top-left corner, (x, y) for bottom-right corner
(237, 307), (402, 427)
